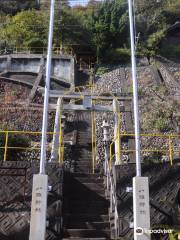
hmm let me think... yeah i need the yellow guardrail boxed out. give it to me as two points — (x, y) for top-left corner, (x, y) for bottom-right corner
(0, 130), (64, 162)
(91, 111), (96, 173)
(109, 133), (180, 167)
(117, 111), (121, 164)
(58, 102), (64, 164)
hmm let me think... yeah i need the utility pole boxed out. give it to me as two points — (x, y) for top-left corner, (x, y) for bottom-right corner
(29, 0), (55, 239)
(128, 0), (141, 177)
(128, 0), (151, 239)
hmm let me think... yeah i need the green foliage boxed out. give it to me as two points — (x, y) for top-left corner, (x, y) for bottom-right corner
(0, 0), (179, 62)
(142, 108), (173, 133)
(127, 86), (143, 96)
(147, 30), (165, 52)
(86, 0), (129, 61)
(160, 45), (180, 60)
(0, 10), (48, 50)
(106, 48), (131, 64)
(154, 117), (171, 132)
(0, 0), (38, 15)
(56, 8), (92, 49)
(96, 66), (111, 76)
(162, 0), (180, 24)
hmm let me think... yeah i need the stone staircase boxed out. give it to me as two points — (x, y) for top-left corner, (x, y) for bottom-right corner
(62, 112), (111, 240)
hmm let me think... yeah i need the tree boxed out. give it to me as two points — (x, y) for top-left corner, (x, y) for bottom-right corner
(86, 0), (129, 62)
(0, 0), (37, 15)
(0, 10), (48, 51)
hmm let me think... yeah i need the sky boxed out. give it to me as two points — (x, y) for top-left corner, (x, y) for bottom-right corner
(69, 0), (103, 7)
(69, 0), (89, 6)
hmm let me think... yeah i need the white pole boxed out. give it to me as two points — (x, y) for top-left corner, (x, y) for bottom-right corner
(39, 0), (55, 174)
(128, 0), (141, 177)
(50, 98), (62, 162)
(132, 0), (136, 42)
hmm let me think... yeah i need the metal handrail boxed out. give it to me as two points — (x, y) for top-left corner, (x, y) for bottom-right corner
(0, 130), (64, 162)
(105, 149), (119, 239)
(110, 133), (180, 167)
(91, 111), (97, 173)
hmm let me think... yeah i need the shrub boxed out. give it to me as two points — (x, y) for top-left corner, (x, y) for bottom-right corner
(147, 30), (165, 52)
(0, 133), (30, 161)
(160, 45), (180, 60)
(154, 117), (171, 132)
(106, 48), (131, 64)
(96, 66), (111, 76)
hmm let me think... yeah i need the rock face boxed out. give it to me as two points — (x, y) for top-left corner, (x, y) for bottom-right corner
(0, 58), (179, 164)
(93, 63), (180, 165)
(93, 67), (132, 166)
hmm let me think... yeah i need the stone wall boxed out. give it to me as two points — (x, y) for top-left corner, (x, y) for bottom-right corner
(114, 163), (180, 239)
(0, 161), (63, 240)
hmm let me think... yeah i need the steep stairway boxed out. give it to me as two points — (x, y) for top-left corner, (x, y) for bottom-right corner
(62, 112), (111, 240)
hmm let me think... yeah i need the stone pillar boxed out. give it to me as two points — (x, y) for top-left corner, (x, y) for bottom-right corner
(113, 99), (121, 165)
(29, 174), (48, 240)
(6, 55), (11, 71)
(133, 177), (151, 240)
(50, 98), (63, 162)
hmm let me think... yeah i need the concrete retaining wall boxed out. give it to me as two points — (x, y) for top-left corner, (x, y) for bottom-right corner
(0, 54), (75, 86)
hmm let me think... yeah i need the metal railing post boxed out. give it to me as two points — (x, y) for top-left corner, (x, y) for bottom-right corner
(117, 111), (121, 163)
(4, 131), (8, 161)
(169, 135), (173, 166)
(107, 170), (109, 192)
(59, 110), (62, 164)
(110, 143), (112, 169)
(61, 133), (64, 164)
(91, 111), (95, 173)
(110, 185), (113, 213)
(113, 99), (121, 165)
(114, 209), (117, 239)
(93, 111), (97, 168)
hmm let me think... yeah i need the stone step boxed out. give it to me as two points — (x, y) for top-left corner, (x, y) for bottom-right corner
(65, 200), (109, 211)
(75, 161), (92, 165)
(64, 229), (110, 238)
(63, 238), (107, 240)
(71, 173), (102, 178)
(64, 195), (107, 202)
(64, 190), (107, 200)
(66, 205), (108, 214)
(66, 182), (105, 192)
(74, 146), (91, 149)
(74, 177), (104, 184)
(64, 214), (109, 223)
(77, 141), (91, 143)
(64, 221), (110, 230)
(73, 151), (92, 156)
(75, 165), (92, 171)
(75, 167), (94, 173)
(74, 168), (95, 174)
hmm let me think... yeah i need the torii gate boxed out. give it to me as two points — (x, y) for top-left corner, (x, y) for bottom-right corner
(43, 90), (131, 165)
